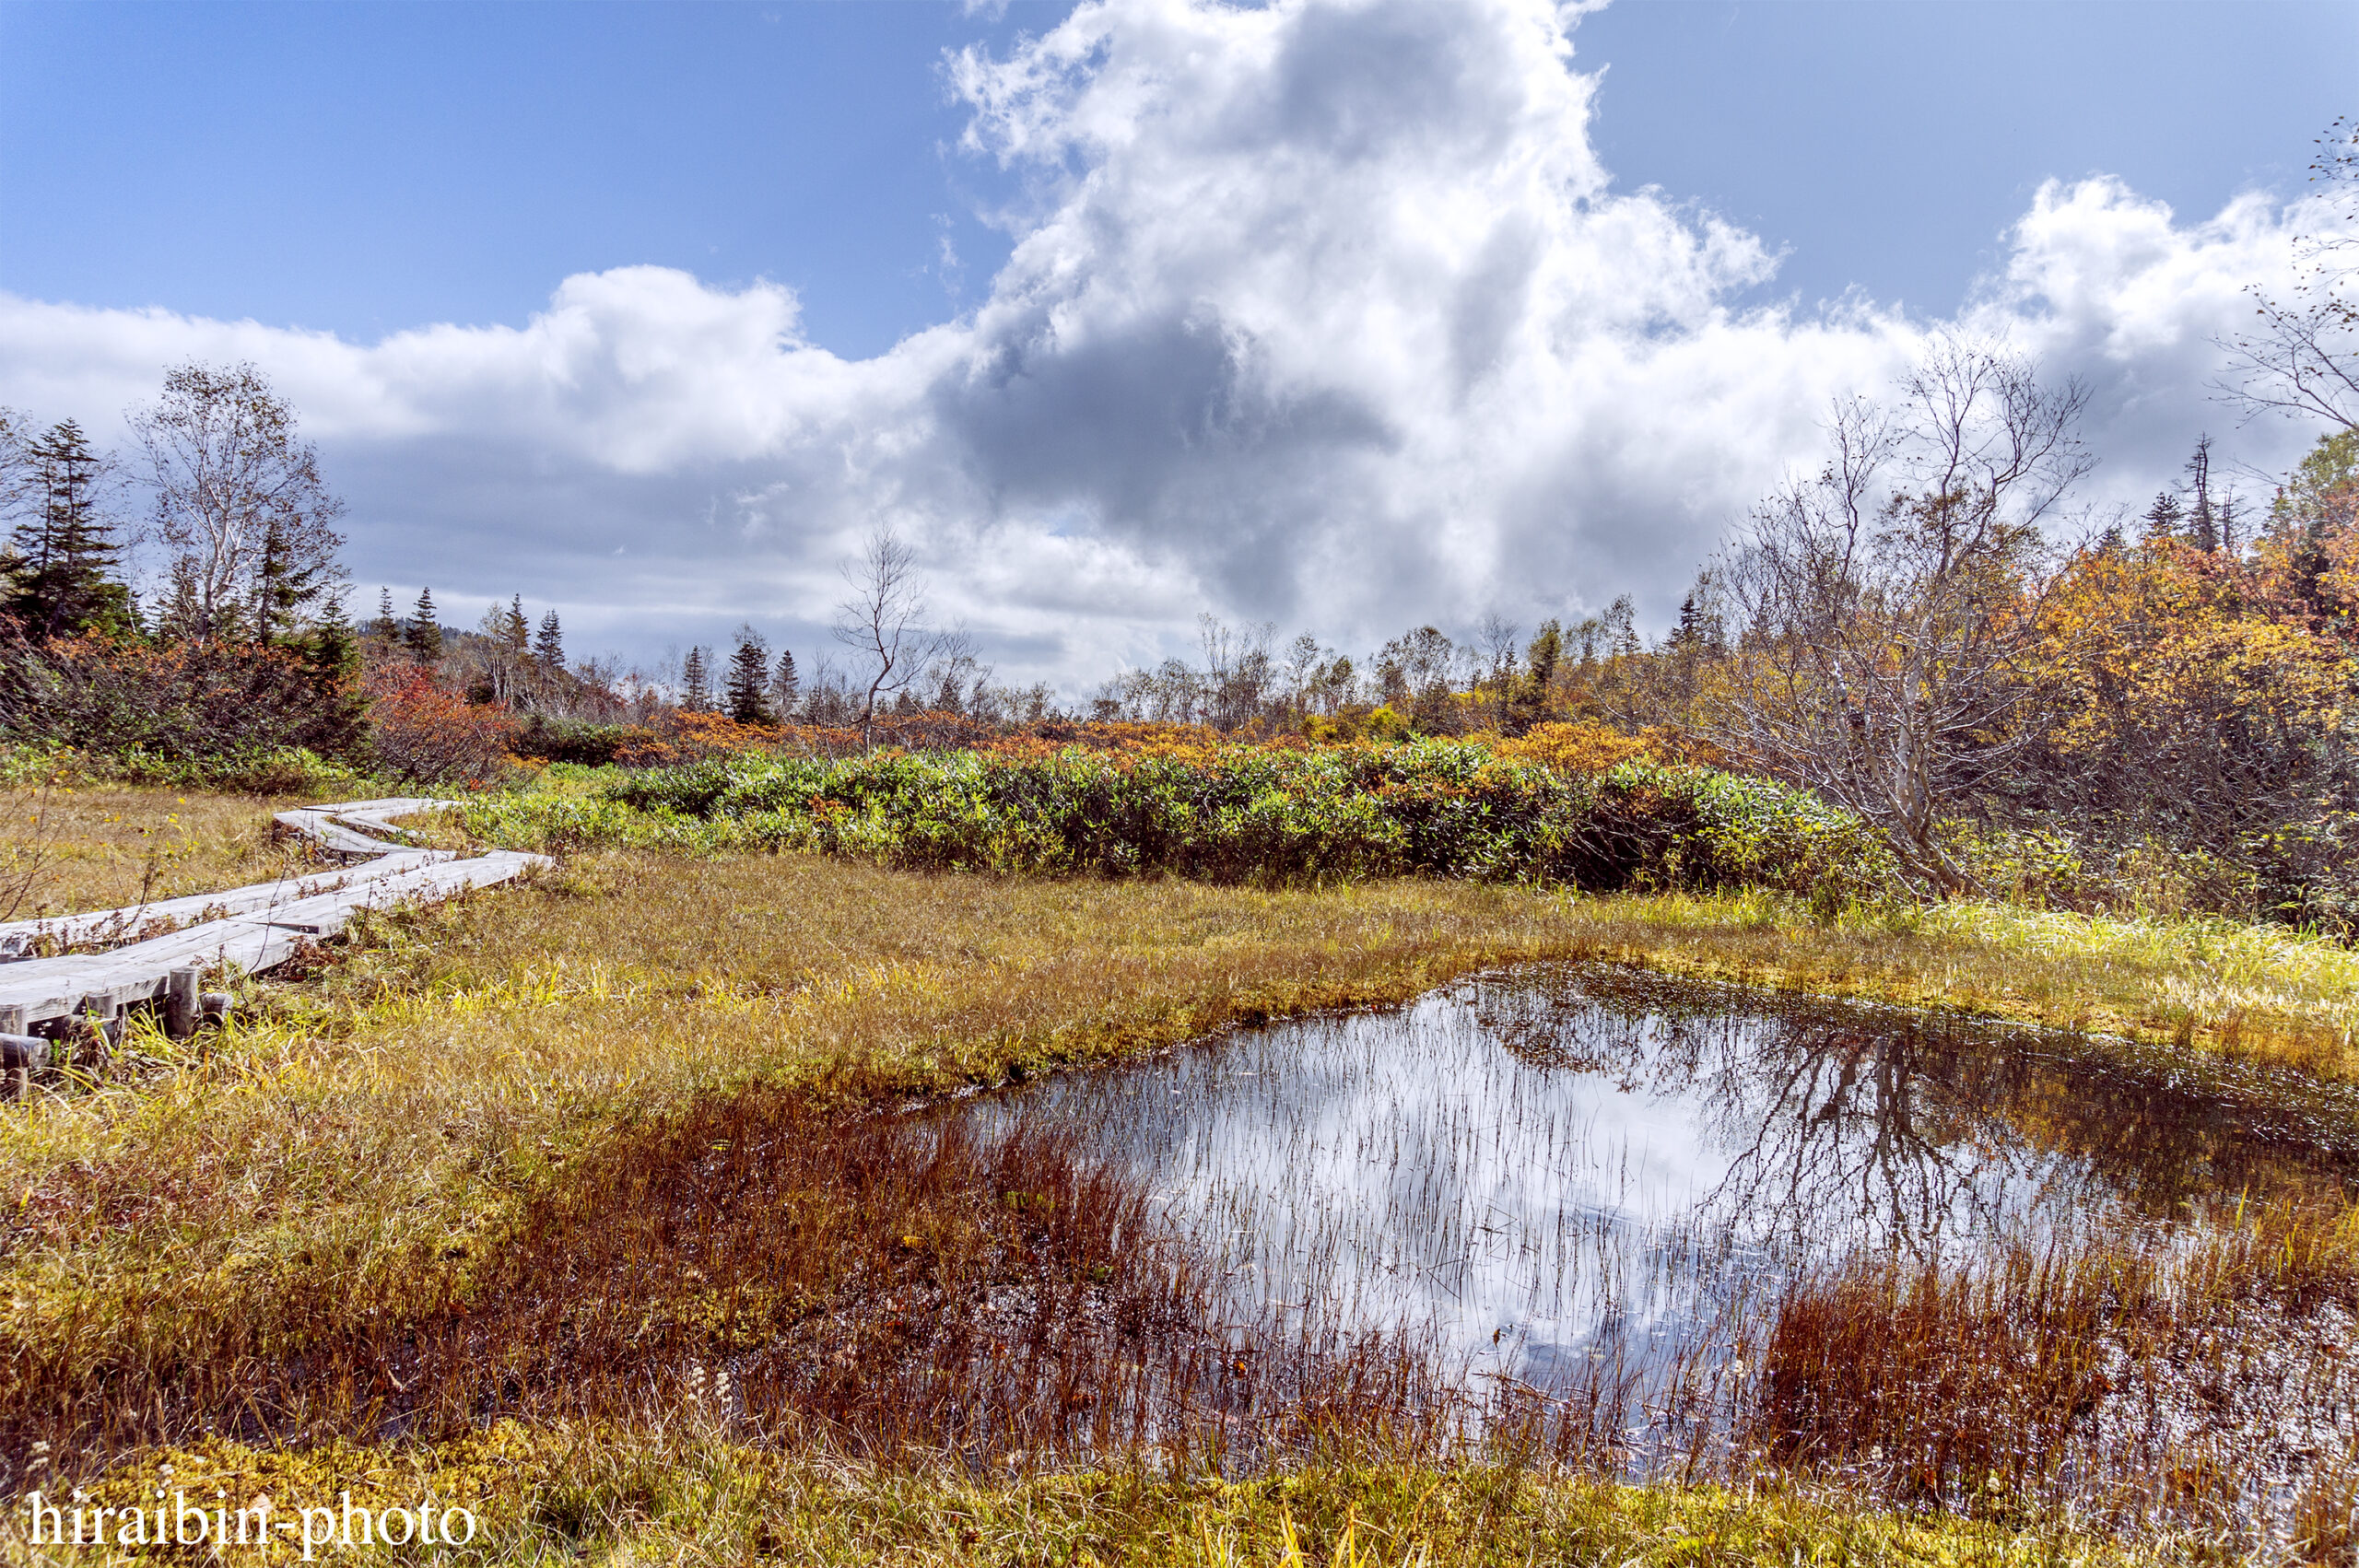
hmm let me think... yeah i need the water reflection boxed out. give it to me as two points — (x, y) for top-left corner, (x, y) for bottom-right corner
(965, 964), (2359, 1396)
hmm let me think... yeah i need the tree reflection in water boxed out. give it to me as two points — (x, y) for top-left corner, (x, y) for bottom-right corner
(967, 962), (2359, 1401)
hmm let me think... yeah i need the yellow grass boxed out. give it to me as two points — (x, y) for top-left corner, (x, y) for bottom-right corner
(0, 782), (322, 919)
(0, 786), (2349, 1562)
(5, 790), (2357, 1410)
(9, 1426), (2127, 1566)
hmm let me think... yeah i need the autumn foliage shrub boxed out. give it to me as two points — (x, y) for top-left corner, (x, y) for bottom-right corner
(0, 628), (365, 778)
(365, 667), (519, 786)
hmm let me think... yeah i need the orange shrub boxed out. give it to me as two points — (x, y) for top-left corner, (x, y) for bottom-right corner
(1494, 721), (1720, 775)
(365, 669), (520, 786)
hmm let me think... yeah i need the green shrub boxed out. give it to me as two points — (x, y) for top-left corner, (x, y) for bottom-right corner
(511, 716), (665, 767)
(0, 740), (371, 796)
(466, 740), (1895, 898)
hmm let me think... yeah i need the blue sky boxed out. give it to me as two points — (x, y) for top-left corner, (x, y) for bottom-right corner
(0, 0), (2353, 685)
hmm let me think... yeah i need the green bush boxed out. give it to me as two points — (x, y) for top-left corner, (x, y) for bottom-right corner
(511, 716), (664, 767)
(0, 740), (371, 796)
(464, 740), (1895, 898)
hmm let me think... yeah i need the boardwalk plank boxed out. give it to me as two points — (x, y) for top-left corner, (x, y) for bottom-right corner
(0, 801), (548, 1027)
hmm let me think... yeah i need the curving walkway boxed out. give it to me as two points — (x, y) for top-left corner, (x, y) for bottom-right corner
(0, 799), (548, 1050)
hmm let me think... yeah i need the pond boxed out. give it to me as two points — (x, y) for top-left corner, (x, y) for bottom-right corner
(962, 964), (2359, 1420)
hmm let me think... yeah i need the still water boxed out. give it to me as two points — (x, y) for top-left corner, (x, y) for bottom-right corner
(966, 964), (2359, 1397)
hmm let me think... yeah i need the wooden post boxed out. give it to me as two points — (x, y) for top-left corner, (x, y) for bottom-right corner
(76, 993), (119, 1072)
(0, 1034), (42, 1099)
(164, 968), (201, 1039)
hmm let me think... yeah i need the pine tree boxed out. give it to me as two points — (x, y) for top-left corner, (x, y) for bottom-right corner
(772, 648), (801, 717)
(4, 420), (132, 641)
(503, 594), (530, 652)
(250, 516), (332, 644)
(1669, 593), (1703, 651)
(309, 591), (359, 681)
(297, 592), (369, 757)
(370, 587), (399, 642)
(680, 646), (710, 711)
(725, 627), (775, 725)
(2142, 491), (2185, 543)
(405, 587), (443, 664)
(534, 610), (565, 672)
(1508, 620), (1561, 732)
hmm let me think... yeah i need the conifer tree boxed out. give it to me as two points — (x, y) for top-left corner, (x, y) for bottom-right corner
(250, 515), (332, 643)
(502, 594), (530, 652)
(297, 592), (369, 757)
(310, 591), (359, 680)
(679, 646), (710, 711)
(405, 587), (443, 664)
(534, 610), (564, 672)
(4, 420), (132, 641)
(370, 587), (399, 642)
(772, 648), (800, 718)
(725, 627), (775, 724)
(2142, 491), (2185, 543)
(1507, 620), (1561, 731)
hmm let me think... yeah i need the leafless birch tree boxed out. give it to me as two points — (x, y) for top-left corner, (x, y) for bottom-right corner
(1710, 343), (2092, 894)
(831, 527), (966, 729)
(130, 362), (345, 640)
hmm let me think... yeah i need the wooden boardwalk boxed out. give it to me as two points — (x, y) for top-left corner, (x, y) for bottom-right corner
(0, 799), (548, 1060)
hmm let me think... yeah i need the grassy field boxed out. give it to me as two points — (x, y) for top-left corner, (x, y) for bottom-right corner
(4, 785), (2354, 1562)
(0, 781), (322, 919)
(53, 1431), (2119, 1565)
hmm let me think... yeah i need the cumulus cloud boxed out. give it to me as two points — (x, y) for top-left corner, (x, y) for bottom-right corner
(0, 0), (2337, 688)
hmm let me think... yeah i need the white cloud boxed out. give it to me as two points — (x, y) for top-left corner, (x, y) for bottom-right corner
(0, 0), (2338, 690)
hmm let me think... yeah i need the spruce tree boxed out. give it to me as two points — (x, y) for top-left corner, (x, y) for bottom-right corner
(503, 594), (530, 652)
(534, 610), (565, 672)
(725, 628), (775, 725)
(1508, 620), (1561, 732)
(298, 592), (370, 757)
(370, 587), (399, 642)
(680, 646), (710, 711)
(405, 587), (443, 664)
(2142, 491), (2185, 543)
(251, 516), (333, 644)
(5, 420), (132, 641)
(772, 648), (801, 718)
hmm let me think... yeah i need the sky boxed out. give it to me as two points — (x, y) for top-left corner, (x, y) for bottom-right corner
(0, 0), (2353, 692)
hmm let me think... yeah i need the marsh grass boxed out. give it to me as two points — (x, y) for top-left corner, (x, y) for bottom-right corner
(0, 783), (324, 918)
(7, 843), (2359, 1470)
(3, 793), (2358, 1560)
(29, 1428), (2125, 1566)
(1748, 1195), (2359, 1548)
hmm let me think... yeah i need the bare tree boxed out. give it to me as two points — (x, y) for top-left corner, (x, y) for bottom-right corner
(831, 527), (966, 730)
(2219, 118), (2359, 432)
(1711, 342), (2093, 894)
(1197, 614), (1275, 732)
(0, 408), (29, 522)
(130, 362), (346, 640)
